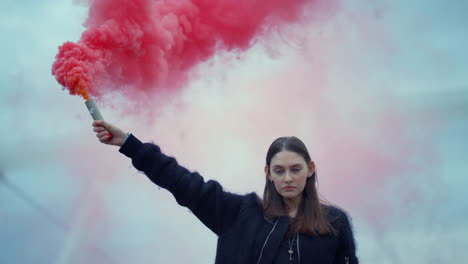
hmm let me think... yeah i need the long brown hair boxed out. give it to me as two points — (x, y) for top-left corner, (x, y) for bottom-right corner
(262, 136), (334, 238)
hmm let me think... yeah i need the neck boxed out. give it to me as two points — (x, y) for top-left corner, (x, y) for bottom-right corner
(283, 196), (302, 217)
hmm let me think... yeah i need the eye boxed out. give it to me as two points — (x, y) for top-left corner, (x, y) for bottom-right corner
(292, 168), (301, 173)
(274, 169), (284, 174)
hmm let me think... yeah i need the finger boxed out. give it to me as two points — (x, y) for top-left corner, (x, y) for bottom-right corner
(97, 131), (110, 137)
(93, 127), (106, 132)
(96, 133), (108, 140)
(99, 120), (112, 131)
(99, 134), (111, 142)
(92, 120), (103, 127)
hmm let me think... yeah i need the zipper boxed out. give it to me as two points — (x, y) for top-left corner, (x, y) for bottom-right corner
(263, 215), (274, 224)
(256, 218), (279, 264)
(345, 256), (350, 264)
(296, 233), (301, 263)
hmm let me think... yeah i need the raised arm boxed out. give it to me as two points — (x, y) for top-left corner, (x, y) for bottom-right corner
(92, 120), (246, 236)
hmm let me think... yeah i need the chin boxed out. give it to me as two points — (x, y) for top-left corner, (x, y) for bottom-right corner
(280, 191), (299, 199)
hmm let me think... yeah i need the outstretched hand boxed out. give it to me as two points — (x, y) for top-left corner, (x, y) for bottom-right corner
(92, 120), (127, 147)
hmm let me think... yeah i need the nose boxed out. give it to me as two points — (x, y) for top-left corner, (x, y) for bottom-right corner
(284, 172), (293, 183)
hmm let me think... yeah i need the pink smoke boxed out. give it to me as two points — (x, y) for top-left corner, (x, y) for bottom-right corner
(52, 0), (338, 100)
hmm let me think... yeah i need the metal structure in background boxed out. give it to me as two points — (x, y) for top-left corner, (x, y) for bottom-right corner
(0, 169), (65, 228)
(0, 169), (118, 264)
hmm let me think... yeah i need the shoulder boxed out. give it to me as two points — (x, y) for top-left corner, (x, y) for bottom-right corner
(323, 204), (347, 217)
(235, 192), (263, 216)
(322, 204), (353, 229)
(323, 205), (358, 256)
(244, 192), (262, 208)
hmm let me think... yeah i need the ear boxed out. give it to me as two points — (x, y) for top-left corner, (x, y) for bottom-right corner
(264, 165), (272, 181)
(307, 161), (316, 178)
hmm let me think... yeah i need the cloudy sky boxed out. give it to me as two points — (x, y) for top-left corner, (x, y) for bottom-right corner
(1, 0), (467, 263)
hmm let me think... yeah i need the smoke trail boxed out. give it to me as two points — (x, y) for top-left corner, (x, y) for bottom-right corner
(51, 0), (338, 100)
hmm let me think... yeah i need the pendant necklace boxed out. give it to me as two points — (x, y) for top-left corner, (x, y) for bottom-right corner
(287, 232), (298, 261)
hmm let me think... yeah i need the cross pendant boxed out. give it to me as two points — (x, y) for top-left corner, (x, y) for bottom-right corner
(288, 249), (293, 260)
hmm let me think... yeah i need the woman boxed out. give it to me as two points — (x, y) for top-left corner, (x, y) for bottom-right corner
(92, 120), (358, 264)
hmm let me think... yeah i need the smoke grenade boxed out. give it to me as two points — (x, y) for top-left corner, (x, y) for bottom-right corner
(85, 99), (113, 139)
(85, 99), (103, 120)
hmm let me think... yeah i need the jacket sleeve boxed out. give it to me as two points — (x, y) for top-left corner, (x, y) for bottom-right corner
(119, 134), (245, 237)
(333, 209), (359, 264)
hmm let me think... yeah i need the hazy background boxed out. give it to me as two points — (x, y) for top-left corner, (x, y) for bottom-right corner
(1, 0), (467, 263)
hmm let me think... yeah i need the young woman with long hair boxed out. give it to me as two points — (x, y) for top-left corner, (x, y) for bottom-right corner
(92, 120), (358, 263)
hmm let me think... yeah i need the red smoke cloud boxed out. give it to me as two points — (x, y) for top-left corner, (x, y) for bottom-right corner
(52, 0), (337, 100)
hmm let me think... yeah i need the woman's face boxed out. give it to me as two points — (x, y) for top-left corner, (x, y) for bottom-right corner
(265, 150), (315, 200)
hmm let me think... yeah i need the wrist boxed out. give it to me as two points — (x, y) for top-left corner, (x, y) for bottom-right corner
(120, 132), (131, 147)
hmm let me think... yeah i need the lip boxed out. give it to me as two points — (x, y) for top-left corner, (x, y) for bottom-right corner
(283, 186), (296, 191)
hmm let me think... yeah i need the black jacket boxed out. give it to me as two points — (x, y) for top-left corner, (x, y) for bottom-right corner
(119, 135), (358, 264)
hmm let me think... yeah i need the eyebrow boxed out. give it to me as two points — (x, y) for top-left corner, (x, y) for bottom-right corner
(271, 164), (303, 168)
